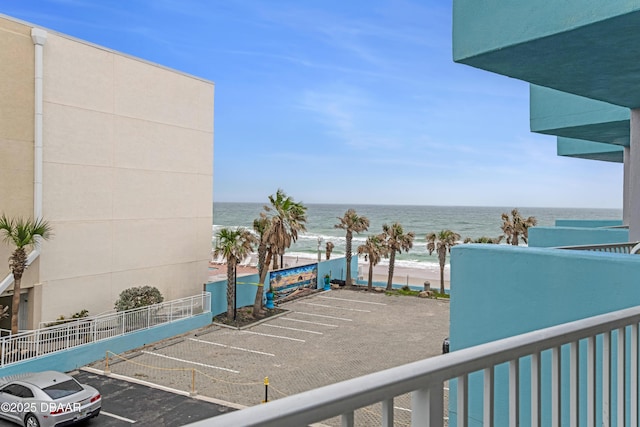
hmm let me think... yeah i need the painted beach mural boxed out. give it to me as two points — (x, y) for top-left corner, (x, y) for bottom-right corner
(270, 263), (318, 302)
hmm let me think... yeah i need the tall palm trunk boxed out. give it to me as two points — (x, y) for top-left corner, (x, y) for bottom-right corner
(226, 258), (237, 318)
(9, 248), (26, 335)
(386, 250), (396, 291)
(345, 231), (353, 286)
(252, 242), (268, 316)
(438, 246), (447, 294)
(367, 261), (374, 291)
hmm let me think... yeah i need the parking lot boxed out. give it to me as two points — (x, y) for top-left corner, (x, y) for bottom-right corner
(84, 289), (450, 426)
(0, 290), (449, 426)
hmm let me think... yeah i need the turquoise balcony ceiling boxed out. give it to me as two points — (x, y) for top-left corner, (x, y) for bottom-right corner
(530, 86), (630, 146)
(453, 1), (640, 108)
(557, 137), (623, 163)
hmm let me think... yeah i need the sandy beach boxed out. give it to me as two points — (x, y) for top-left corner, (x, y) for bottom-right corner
(209, 254), (450, 290)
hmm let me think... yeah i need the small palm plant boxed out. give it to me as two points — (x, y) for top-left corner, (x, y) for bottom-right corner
(213, 227), (256, 318)
(335, 209), (370, 286)
(357, 234), (388, 291)
(0, 215), (53, 334)
(381, 223), (415, 291)
(427, 230), (461, 294)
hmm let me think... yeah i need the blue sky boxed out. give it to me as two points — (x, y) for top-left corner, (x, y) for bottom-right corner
(2, 0), (623, 208)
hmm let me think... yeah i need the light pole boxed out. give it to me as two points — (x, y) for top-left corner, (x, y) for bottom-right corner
(317, 237), (323, 263)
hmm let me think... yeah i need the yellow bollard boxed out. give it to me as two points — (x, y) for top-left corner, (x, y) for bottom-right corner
(262, 377), (269, 403)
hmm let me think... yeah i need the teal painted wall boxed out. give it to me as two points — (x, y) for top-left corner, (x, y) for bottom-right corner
(530, 85), (629, 144)
(0, 314), (211, 377)
(453, 1), (640, 61)
(449, 244), (640, 426)
(205, 258), (350, 315)
(528, 226), (628, 247)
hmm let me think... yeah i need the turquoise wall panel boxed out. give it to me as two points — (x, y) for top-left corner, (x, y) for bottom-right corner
(449, 244), (640, 426)
(528, 226), (628, 247)
(0, 314), (211, 377)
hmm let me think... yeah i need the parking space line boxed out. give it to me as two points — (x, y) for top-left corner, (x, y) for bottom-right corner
(240, 330), (305, 342)
(261, 324), (323, 335)
(300, 302), (371, 312)
(282, 318), (338, 327)
(142, 351), (240, 373)
(189, 338), (275, 357)
(294, 311), (352, 321)
(318, 296), (387, 305)
(102, 410), (136, 423)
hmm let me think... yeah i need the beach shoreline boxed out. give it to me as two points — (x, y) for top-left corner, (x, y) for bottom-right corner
(209, 254), (450, 290)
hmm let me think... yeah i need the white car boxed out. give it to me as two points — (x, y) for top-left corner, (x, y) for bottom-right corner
(0, 371), (101, 427)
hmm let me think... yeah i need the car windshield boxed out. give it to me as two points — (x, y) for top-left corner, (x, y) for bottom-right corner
(42, 379), (83, 399)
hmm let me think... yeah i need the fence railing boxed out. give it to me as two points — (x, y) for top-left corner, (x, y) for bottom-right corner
(557, 241), (640, 254)
(185, 304), (640, 427)
(1, 292), (211, 367)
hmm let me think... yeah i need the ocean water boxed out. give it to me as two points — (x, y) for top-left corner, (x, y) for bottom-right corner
(212, 203), (622, 270)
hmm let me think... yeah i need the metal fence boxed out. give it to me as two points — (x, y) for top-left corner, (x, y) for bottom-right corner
(0, 292), (211, 367)
(556, 241), (640, 254)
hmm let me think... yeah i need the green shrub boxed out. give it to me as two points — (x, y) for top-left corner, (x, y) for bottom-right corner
(115, 286), (164, 311)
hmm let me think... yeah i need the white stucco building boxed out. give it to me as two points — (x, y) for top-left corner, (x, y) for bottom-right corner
(0, 14), (214, 328)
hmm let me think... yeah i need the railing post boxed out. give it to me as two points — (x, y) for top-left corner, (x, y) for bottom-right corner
(617, 327), (625, 426)
(603, 331), (611, 427)
(631, 323), (639, 427)
(411, 383), (443, 426)
(551, 346), (561, 427)
(340, 411), (354, 427)
(1, 338), (5, 367)
(509, 359), (519, 427)
(484, 367), (495, 426)
(587, 335), (596, 427)
(122, 311), (126, 335)
(381, 398), (393, 427)
(570, 341), (579, 427)
(531, 352), (540, 427)
(147, 306), (151, 329)
(458, 374), (469, 427)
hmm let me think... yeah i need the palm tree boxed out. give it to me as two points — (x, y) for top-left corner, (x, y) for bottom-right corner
(325, 242), (335, 260)
(381, 222), (415, 291)
(427, 230), (461, 294)
(357, 235), (387, 291)
(264, 189), (307, 269)
(0, 215), (52, 334)
(213, 227), (256, 318)
(335, 209), (370, 286)
(501, 208), (537, 246)
(252, 215), (270, 316)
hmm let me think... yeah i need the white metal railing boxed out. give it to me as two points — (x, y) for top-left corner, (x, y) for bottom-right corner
(185, 304), (640, 427)
(557, 241), (640, 254)
(0, 292), (211, 367)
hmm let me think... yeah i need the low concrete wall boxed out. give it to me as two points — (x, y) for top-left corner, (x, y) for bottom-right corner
(206, 258), (351, 316)
(528, 226), (628, 247)
(449, 244), (640, 426)
(0, 313), (212, 377)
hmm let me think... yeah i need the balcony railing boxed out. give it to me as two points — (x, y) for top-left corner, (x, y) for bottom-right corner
(186, 304), (640, 427)
(0, 292), (211, 367)
(557, 241), (640, 254)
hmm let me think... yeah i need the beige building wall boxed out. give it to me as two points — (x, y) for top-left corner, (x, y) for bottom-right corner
(0, 17), (40, 315)
(0, 16), (214, 327)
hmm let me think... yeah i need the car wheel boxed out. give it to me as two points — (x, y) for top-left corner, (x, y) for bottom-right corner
(25, 413), (40, 427)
